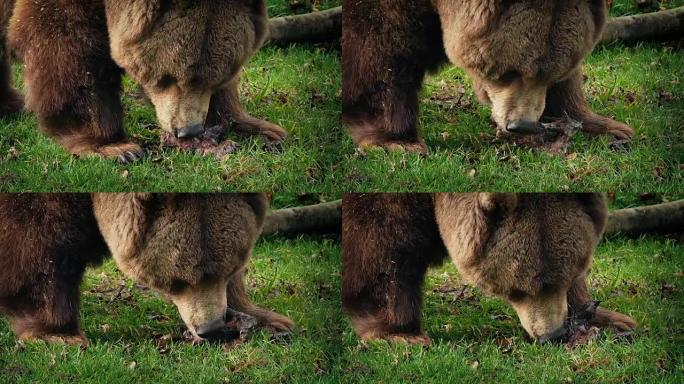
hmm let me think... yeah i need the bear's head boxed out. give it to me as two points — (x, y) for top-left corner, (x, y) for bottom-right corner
(92, 193), (268, 339)
(104, 0), (267, 138)
(437, 0), (608, 133)
(435, 193), (607, 343)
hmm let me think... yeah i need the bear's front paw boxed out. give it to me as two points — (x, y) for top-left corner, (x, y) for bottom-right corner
(19, 332), (89, 348)
(94, 142), (144, 164)
(232, 117), (287, 146)
(358, 139), (429, 157)
(359, 330), (432, 346)
(581, 115), (635, 141)
(387, 333), (432, 346)
(590, 307), (637, 331)
(256, 123), (287, 144)
(261, 312), (295, 333)
(604, 120), (634, 141)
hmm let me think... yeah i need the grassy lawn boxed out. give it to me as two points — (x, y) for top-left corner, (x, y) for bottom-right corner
(0, 234), (344, 384)
(1, 196), (683, 383)
(2, 1), (682, 193)
(340, 0), (684, 192)
(0, 0), (343, 193)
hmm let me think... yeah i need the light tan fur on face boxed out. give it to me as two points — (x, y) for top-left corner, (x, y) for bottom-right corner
(170, 277), (228, 337)
(432, 0), (603, 130)
(472, 74), (548, 129)
(509, 288), (568, 342)
(433, 193), (605, 341)
(146, 85), (213, 135)
(91, 193), (270, 336)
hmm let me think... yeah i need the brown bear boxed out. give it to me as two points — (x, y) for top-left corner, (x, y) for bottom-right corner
(0, 0), (285, 163)
(342, 0), (634, 154)
(342, 193), (637, 345)
(0, 193), (293, 346)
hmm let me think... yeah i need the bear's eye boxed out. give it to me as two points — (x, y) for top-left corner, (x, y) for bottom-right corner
(170, 279), (189, 294)
(497, 70), (520, 85)
(156, 75), (177, 90)
(508, 289), (527, 302)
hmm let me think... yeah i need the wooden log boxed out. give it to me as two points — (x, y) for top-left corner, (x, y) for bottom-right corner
(263, 200), (341, 236)
(605, 199), (684, 236)
(263, 199), (684, 237)
(601, 6), (684, 44)
(267, 6), (342, 45)
(265, 6), (684, 45)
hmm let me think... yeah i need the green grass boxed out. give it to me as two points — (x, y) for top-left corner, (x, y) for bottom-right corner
(0, 235), (344, 383)
(1, 198), (682, 383)
(2, 1), (683, 192)
(0, 0), (343, 193)
(340, 0), (684, 192)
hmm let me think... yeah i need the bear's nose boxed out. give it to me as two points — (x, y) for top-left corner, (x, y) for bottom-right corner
(195, 318), (225, 339)
(534, 326), (568, 345)
(176, 124), (204, 139)
(506, 120), (543, 135)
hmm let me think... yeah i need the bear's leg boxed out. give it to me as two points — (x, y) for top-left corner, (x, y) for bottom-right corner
(544, 67), (634, 140)
(226, 268), (294, 332)
(207, 77), (287, 144)
(0, 42), (23, 117)
(342, 194), (445, 345)
(8, 0), (142, 163)
(568, 274), (637, 331)
(344, 263), (432, 346)
(342, 1), (445, 155)
(11, 269), (89, 347)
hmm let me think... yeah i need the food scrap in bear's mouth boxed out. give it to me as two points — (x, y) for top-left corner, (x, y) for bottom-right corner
(498, 115), (582, 155)
(563, 301), (602, 350)
(565, 324), (601, 351)
(161, 125), (238, 159)
(180, 308), (292, 348)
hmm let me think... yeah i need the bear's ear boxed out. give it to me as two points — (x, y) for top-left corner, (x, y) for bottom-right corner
(587, 0), (611, 11)
(478, 193), (518, 213)
(574, 193), (608, 234)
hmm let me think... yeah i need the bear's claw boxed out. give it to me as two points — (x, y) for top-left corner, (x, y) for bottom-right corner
(92, 142), (144, 164)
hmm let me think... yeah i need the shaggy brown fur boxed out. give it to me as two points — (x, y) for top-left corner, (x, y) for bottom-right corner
(342, 193), (636, 345)
(1, 0), (285, 162)
(0, 193), (293, 346)
(0, 0), (21, 117)
(0, 194), (107, 345)
(342, 0), (634, 154)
